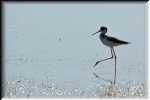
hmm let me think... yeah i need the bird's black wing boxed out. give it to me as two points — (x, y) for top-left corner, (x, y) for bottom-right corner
(106, 36), (129, 44)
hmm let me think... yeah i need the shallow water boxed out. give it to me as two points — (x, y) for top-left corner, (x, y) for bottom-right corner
(3, 77), (146, 98)
(3, 58), (147, 98)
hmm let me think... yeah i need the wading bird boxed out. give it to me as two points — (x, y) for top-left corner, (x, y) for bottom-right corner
(91, 26), (130, 85)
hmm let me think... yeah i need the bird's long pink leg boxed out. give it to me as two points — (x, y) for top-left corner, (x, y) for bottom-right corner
(112, 48), (116, 85)
(93, 48), (113, 68)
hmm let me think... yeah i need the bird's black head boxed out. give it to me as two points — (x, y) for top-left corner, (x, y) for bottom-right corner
(91, 26), (107, 35)
(100, 26), (107, 33)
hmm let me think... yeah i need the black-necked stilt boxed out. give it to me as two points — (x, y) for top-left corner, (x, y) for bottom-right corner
(92, 26), (130, 85)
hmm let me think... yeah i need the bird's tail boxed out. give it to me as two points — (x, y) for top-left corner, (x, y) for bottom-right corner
(122, 41), (131, 44)
(125, 41), (131, 44)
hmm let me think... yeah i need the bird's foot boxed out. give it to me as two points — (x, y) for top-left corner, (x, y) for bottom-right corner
(93, 61), (100, 68)
(93, 72), (99, 78)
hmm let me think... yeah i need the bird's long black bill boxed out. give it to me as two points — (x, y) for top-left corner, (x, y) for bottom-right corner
(91, 31), (99, 35)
